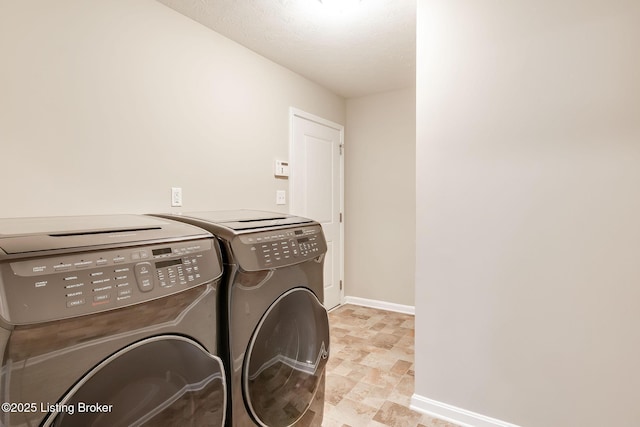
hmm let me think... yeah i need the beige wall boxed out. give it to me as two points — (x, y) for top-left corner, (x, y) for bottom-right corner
(0, 0), (344, 218)
(415, 0), (640, 426)
(345, 88), (416, 307)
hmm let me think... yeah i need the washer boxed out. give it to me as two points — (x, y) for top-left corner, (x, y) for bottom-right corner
(0, 215), (227, 427)
(153, 210), (330, 427)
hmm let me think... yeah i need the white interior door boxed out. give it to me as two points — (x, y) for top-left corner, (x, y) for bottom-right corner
(290, 109), (343, 310)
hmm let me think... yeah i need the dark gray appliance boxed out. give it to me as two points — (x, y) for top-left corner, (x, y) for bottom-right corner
(152, 210), (330, 427)
(0, 215), (227, 427)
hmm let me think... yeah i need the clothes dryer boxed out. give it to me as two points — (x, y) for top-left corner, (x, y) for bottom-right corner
(152, 210), (330, 427)
(0, 215), (227, 427)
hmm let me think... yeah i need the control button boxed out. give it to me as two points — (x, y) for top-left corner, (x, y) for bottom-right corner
(90, 272), (104, 277)
(66, 291), (83, 297)
(136, 263), (150, 274)
(118, 288), (132, 297)
(131, 252), (140, 260)
(93, 294), (111, 303)
(138, 277), (153, 291)
(93, 285), (113, 292)
(140, 251), (149, 259)
(134, 262), (154, 292)
(113, 256), (125, 263)
(66, 298), (86, 308)
(96, 258), (108, 266)
(289, 239), (300, 256)
(74, 260), (92, 269)
(54, 263), (72, 272)
(34, 280), (48, 288)
(114, 267), (130, 273)
(63, 276), (79, 281)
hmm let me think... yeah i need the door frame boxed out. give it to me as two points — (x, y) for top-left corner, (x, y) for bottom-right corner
(288, 107), (344, 307)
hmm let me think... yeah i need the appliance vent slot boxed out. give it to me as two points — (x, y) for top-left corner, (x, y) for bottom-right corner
(49, 227), (161, 237)
(236, 218), (288, 223)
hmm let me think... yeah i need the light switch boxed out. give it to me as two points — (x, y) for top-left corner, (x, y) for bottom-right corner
(171, 187), (182, 207)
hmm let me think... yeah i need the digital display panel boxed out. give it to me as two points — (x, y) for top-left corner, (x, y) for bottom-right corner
(152, 247), (172, 256)
(294, 230), (303, 235)
(156, 259), (182, 269)
(297, 237), (309, 243)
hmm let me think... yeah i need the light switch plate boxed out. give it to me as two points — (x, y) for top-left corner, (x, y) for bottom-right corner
(274, 160), (289, 177)
(276, 190), (286, 205)
(171, 187), (183, 207)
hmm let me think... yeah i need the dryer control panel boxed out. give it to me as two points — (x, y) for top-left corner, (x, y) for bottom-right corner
(0, 238), (222, 325)
(231, 224), (327, 271)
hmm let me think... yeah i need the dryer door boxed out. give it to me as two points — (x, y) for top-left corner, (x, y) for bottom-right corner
(42, 336), (226, 427)
(244, 288), (330, 427)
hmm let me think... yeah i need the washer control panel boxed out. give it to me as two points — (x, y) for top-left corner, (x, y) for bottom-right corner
(232, 224), (327, 271)
(0, 238), (221, 325)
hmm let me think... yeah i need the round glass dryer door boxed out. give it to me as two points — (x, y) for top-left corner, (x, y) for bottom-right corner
(244, 288), (330, 427)
(42, 336), (226, 427)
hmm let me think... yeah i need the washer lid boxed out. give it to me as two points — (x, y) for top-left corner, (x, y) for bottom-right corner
(0, 215), (211, 255)
(173, 210), (314, 231)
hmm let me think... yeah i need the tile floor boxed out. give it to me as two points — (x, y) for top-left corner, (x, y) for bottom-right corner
(323, 304), (459, 427)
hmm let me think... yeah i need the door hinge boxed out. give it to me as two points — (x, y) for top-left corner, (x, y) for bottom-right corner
(340, 280), (343, 291)
(339, 212), (343, 223)
(339, 143), (344, 155)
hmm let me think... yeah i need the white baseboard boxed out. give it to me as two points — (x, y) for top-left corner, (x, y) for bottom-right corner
(410, 394), (521, 427)
(343, 296), (415, 315)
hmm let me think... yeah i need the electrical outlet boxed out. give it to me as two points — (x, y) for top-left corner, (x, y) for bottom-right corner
(171, 187), (183, 207)
(276, 190), (286, 205)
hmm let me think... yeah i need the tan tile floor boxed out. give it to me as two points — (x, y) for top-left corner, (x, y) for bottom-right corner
(323, 304), (459, 427)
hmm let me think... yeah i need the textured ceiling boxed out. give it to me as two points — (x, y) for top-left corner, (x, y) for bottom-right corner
(156, 0), (416, 98)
